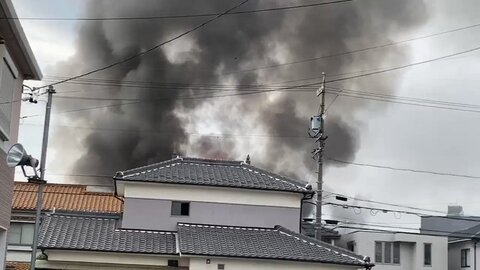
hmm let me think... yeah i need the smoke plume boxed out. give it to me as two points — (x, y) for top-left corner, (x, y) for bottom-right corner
(49, 0), (428, 184)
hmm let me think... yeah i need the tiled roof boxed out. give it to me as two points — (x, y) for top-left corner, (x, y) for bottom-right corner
(12, 182), (122, 213)
(38, 214), (177, 254)
(177, 223), (371, 266)
(5, 262), (30, 270)
(117, 156), (311, 194)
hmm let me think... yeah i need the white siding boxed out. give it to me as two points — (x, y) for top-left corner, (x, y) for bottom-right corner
(340, 231), (448, 270)
(119, 181), (303, 208)
(448, 241), (474, 270)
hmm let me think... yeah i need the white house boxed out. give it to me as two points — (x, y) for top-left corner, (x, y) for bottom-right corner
(36, 156), (374, 270)
(339, 230), (448, 270)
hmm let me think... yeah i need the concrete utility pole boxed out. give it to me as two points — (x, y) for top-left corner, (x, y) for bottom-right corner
(30, 85), (55, 270)
(311, 73), (327, 241)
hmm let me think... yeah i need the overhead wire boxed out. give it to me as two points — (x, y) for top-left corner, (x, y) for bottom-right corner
(326, 157), (480, 180)
(35, 0), (251, 90)
(322, 190), (446, 214)
(1, 0), (353, 21)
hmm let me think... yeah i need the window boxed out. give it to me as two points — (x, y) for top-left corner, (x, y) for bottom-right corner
(7, 223), (34, 245)
(461, 249), (470, 267)
(171, 201), (189, 216)
(375, 241), (400, 264)
(347, 241), (355, 252)
(167, 260), (179, 267)
(393, 242), (400, 264)
(218, 264), (225, 270)
(424, 243), (432, 266)
(0, 46), (18, 141)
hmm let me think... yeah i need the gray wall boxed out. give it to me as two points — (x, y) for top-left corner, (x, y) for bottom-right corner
(0, 150), (13, 229)
(122, 198), (301, 232)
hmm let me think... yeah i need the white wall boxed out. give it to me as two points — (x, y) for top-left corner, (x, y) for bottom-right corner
(0, 229), (6, 269)
(448, 240), (473, 270)
(6, 245), (31, 262)
(340, 231), (448, 270)
(118, 181), (303, 208)
(43, 250), (188, 268)
(189, 257), (364, 270)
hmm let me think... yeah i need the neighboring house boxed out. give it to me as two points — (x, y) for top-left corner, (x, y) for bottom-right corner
(420, 206), (480, 270)
(36, 156), (374, 270)
(339, 231), (448, 270)
(6, 181), (122, 270)
(0, 0), (42, 267)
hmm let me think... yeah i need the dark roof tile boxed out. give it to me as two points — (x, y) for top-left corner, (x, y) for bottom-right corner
(118, 156), (310, 194)
(177, 223), (370, 266)
(38, 214), (177, 254)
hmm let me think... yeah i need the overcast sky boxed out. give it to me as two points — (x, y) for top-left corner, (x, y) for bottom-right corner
(10, 0), (480, 229)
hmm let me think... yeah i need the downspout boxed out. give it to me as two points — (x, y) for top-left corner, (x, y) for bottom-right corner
(475, 239), (477, 270)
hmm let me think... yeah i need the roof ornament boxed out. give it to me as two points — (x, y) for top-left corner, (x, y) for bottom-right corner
(245, 154), (251, 165)
(114, 171), (124, 179)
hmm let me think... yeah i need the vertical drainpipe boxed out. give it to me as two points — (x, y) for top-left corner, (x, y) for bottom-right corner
(475, 239), (477, 270)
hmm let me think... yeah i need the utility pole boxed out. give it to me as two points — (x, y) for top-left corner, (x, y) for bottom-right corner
(309, 73), (327, 241)
(29, 85), (55, 270)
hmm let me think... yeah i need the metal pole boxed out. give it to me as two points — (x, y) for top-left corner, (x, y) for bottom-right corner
(315, 73), (326, 241)
(30, 85), (55, 270)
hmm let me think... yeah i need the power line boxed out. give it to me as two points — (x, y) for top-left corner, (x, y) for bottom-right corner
(0, 0), (353, 21)
(219, 21), (480, 76)
(324, 201), (424, 217)
(20, 123), (310, 139)
(36, 0), (251, 90)
(326, 157), (480, 180)
(322, 190), (446, 214)
(21, 44), (480, 118)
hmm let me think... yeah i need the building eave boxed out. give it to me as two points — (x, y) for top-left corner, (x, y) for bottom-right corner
(0, 0), (42, 80)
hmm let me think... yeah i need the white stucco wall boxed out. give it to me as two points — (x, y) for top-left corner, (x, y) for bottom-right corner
(118, 181), (303, 208)
(340, 231), (447, 270)
(448, 240), (474, 270)
(188, 257), (364, 270)
(6, 245), (31, 262)
(42, 250), (188, 267)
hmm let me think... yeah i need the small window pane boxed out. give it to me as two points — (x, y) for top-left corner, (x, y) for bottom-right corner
(181, 202), (189, 216)
(347, 241), (355, 252)
(424, 243), (432, 266)
(218, 264), (225, 270)
(393, 242), (400, 264)
(171, 201), (189, 216)
(168, 260), (179, 267)
(375, 242), (382, 263)
(462, 249), (470, 267)
(20, 224), (34, 245)
(384, 242), (392, 263)
(7, 223), (21, 244)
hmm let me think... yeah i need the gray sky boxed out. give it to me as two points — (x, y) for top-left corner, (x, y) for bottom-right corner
(11, 0), (480, 229)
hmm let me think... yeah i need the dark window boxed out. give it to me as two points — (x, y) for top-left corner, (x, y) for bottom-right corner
(7, 223), (34, 245)
(424, 243), (432, 266)
(462, 249), (470, 267)
(384, 242), (392, 263)
(347, 241), (355, 252)
(218, 264), (225, 270)
(171, 201), (189, 216)
(393, 242), (400, 264)
(167, 260), (179, 267)
(375, 242), (382, 263)
(375, 241), (400, 265)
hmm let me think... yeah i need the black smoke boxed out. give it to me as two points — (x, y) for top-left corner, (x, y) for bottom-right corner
(49, 0), (428, 184)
